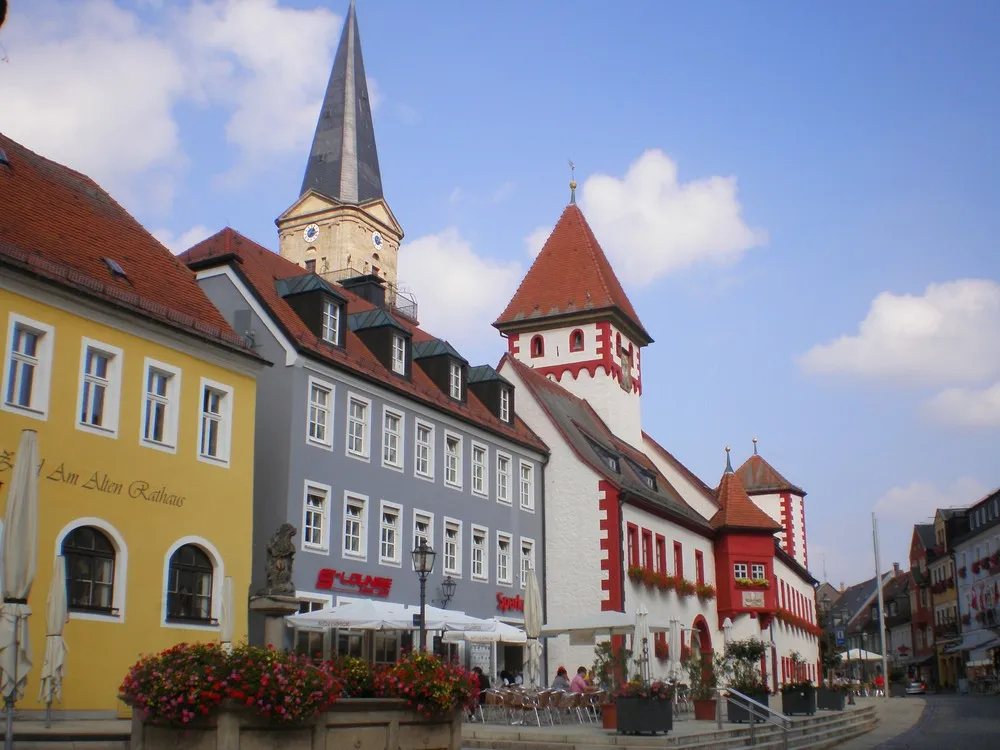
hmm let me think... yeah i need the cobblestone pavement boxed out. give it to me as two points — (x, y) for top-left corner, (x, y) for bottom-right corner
(838, 694), (999, 749)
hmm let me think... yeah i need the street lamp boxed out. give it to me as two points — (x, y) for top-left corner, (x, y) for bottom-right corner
(440, 576), (457, 608)
(411, 539), (437, 652)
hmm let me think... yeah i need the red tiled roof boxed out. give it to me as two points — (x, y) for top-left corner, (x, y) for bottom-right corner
(642, 431), (719, 505)
(710, 468), (783, 532)
(735, 454), (806, 497)
(0, 133), (253, 356)
(493, 204), (650, 342)
(179, 229), (547, 454)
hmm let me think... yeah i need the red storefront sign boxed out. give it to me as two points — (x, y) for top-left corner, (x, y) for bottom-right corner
(496, 592), (524, 612)
(316, 568), (393, 598)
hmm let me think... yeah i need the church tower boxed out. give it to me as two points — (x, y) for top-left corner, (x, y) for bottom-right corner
(276, 0), (403, 286)
(494, 184), (653, 444)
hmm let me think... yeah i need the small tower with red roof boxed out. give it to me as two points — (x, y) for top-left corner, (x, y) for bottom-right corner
(493, 185), (652, 444)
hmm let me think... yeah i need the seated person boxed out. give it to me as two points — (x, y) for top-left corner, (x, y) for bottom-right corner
(569, 666), (589, 693)
(551, 666), (571, 691)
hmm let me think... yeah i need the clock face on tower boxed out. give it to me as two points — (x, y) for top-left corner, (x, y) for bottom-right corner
(303, 223), (320, 243)
(372, 231), (383, 251)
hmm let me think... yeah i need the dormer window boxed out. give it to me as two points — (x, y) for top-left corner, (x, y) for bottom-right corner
(449, 361), (462, 400)
(391, 333), (406, 375)
(641, 472), (657, 491)
(500, 387), (511, 422)
(322, 299), (340, 345)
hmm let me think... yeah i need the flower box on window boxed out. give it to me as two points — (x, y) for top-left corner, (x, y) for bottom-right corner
(958, 566), (968, 579)
(972, 561), (982, 575)
(676, 579), (697, 597)
(735, 578), (770, 589)
(981, 557), (992, 571)
(696, 583), (716, 601)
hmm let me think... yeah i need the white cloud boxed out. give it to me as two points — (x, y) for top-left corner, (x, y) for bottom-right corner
(152, 225), (215, 255)
(524, 226), (551, 258)
(492, 181), (516, 203)
(799, 280), (1000, 386)
(398, 228), (523, 357)
(448, 187), (464, 204)
(874, 477), (987, 525)
(0, 0), (341, 207)
(577, 149), (766, 284)
(924, 384), (1000, 428)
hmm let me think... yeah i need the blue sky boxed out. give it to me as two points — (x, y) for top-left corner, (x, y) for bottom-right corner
(2, 0), (999, 584)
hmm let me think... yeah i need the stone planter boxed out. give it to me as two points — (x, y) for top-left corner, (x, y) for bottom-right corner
(816, 688), (846, 711)
(601, 701), (617, 730)
(693, 698), (717, 721)
(727, 690), (769, 723)
(616, 697), (672, 735)
(889, 682), (907, 698)
(781, 685), (816, 716)
(131, 699), (462, 750)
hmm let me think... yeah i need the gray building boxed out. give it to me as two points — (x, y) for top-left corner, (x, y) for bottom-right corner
(180, 1), (547, 673)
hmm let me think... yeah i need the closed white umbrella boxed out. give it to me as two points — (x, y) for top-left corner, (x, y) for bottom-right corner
(668, 618), (682, 681)
(38, 557), (69, 727)
(220, 577), (235, 653)
(723, 617), (733, 647)
(524, 567), (543, 687)
(634, 603), (651, 682)
(0, 430), (40, 750)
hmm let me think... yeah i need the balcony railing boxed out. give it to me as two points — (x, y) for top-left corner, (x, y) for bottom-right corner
(322, 267), (418, 323)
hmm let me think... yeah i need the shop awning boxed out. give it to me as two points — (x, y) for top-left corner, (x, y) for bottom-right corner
(443, 619), (527, 644)
(285, 600), (498, 634)
(943, 629), (999, 655)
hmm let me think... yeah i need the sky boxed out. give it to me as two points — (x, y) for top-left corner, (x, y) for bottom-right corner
(2, 0), (999, 586)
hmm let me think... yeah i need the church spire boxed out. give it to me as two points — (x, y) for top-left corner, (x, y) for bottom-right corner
(301, 0), (383, 204)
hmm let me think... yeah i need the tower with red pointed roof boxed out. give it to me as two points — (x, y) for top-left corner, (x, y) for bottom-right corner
(493, 185), (651, 445)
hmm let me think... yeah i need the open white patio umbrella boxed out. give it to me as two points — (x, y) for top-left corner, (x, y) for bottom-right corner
(1, 430), (40, 750)
(524, 566), (543, 687)
(442, 619), (526, 644)
(219, 577), (235, 653)
(837, 648), (882, 662)
(38, 557), (69, 727)
(634, 603), (651, 683)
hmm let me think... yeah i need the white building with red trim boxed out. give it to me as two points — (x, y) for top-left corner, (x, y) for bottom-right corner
(494, 197), (820, 689)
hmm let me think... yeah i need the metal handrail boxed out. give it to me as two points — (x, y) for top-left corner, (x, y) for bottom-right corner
(716, 687), (792, 749)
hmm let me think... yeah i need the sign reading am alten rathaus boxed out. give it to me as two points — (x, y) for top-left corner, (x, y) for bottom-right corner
(0, 445), (186, 508)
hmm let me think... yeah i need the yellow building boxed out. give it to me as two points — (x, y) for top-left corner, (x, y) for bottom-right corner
(929, 508), (964, 688)
(0, 134), (264, 715)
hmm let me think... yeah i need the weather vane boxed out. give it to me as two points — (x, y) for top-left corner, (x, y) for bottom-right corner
(568, 159), (577, 204)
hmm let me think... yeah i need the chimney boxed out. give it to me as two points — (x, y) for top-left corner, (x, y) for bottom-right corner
(341, 273), (387, 310)
(893, 562), (901, 576)
(840, 582), (845, 593)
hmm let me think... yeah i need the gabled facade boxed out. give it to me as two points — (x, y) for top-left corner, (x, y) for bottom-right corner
(930, 508), (967, 687)
(951, 489), (1000, 672)
(0, 133), (263, 714)
(908, 524), (936, 682)
(496, 194), (820, 688)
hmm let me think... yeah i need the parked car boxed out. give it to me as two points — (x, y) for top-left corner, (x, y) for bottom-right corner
(905, 680), (927, 695)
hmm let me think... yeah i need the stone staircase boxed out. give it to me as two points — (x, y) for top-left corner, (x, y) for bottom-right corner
(462, 705), (877, 750)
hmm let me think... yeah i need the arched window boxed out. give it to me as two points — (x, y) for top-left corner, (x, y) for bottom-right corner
(530, 335), (544, 358)
(569, 330), (584, 352)
(62, 526), (116, 614)
(166, 544), (214, 622)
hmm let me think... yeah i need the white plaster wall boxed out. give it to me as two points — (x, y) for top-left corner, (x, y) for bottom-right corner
(551, 368), (643, 448)
(499, 360), (608, 683)
(640, 437), (719, 521)
(620, 504), (720, 680)
(748, 491), (808, 569)
(773, 557), (820, 685)
(888, 623), (912, 662)
(513, 323), (601, 369)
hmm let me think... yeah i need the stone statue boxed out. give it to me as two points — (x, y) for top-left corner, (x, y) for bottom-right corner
(260, 523), (297, 596)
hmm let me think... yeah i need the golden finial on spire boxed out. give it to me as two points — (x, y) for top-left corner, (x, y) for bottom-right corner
(568, 159), (577, 204)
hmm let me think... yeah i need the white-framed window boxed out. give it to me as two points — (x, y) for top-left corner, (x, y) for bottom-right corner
(496, 452), (511, 504)
(414, 420), (434, 480)
(161, 536), (224, 631)
(443, 519), (462, 577)
(382, 407), (404, 471)
(734, 563), (748, 579)
(391, 334), (406, 374)
(412, 511), (434, 567)
(197, 378), (234, 466)
(499, 386), (511, 422)
(519, 460), (535, 511)
(751, 563), (766, 580)
(496, 532), (512, 585)
(520, 537), (535, 589)
(444, 431), (463, 489)
(345, 393), (371, 460)
(306, 377), (334, 449)
(76, 338), (123, 437)
(322, 299), (340, 345)
(342, 493), (368, 559)
(2, 313), (55, 420)
(301, 481), (330, 552)
(471, 525), (488, 582)
(449, 361), (462, 400)
(471, 442), (488, 497)
(379, 501), (402, 566)
(140, 358), (181, 452)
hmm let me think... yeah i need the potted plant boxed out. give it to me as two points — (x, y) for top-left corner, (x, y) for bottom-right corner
(684, 651), (721, 720)
(888, 667), (907, 698)
(724, 638), (770, 723)
(817, 681), (847, 711)
(593, 641), (632, 729)
(614, 680), (673, 735)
